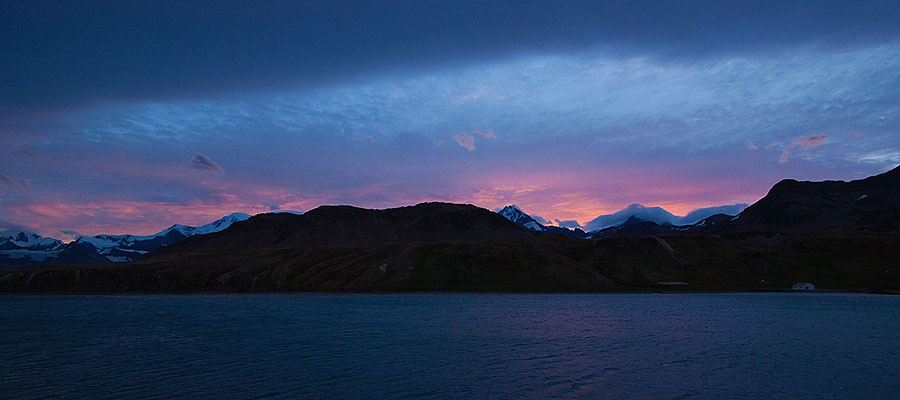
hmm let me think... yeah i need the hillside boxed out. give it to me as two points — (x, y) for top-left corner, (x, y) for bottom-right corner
(722, 166), (900, 232)
(159, 202), (532, 255)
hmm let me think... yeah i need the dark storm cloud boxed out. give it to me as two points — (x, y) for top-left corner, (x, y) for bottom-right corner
(0, 173), (29, 188)
(2, 1), (898, 114)
(190, 154), (224, 174)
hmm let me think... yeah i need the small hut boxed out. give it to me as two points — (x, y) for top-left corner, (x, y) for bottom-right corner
(792, 282), (815, 291)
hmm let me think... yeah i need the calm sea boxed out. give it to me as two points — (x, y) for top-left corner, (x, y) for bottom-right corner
(1, 293), (898, 399)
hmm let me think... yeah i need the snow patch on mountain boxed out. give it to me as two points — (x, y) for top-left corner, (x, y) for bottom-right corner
(187, 212), (252, 235)
(523, 221), (543, 231)
(269, 210), (305, 215)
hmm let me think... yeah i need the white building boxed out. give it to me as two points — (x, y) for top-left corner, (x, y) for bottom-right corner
(792, 282), (815, 291)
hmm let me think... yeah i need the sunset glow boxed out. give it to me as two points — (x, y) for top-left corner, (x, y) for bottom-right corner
(2, 2), (899, 238)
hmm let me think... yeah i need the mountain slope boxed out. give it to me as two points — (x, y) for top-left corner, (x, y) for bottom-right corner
(679, 204), (748, 225)
(161, 202), (532, 255)
(721, 165), (900, 232)
(589, 216), (687, 239)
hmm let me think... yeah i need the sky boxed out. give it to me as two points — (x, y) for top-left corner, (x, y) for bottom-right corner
(2, 1), (900, 239)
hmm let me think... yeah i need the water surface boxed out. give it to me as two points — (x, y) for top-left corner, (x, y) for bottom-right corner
(2, 293), (898, 399)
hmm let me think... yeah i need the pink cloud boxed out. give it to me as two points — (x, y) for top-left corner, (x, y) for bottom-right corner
(452, 134), (476, 151)
(790, 135), (828, 149)
(779, 152), (790, 164)
(779, 135), (828, 163)
(1, 177), (328, 238)
(472, 129), (496, 139)
(747, 143), (759, 150)
(6, 201), (260, 237)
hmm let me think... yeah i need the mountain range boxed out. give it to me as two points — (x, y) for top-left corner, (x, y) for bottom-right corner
(0, 213), (251, 267)
(497, 166), (900, 237)
(496, 203), (749, 239)
(1, 165), (898, 293)
(1, 201), (744, 268)
(497, 205), (589, 238)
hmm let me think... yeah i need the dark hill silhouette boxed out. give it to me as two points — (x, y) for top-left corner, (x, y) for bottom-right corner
(590, 217), (682, 238)
(723, 165), (900, 232)
(160, 202), (532, 254)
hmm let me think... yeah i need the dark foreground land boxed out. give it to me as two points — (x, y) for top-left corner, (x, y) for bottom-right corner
(2, 166), (899, 294)
(1, 232), (898, 294)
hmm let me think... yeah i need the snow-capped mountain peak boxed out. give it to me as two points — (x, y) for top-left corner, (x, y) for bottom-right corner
(583, 204), (677, 232)
(498, 205), (526, 220)
(498, 205), (544, 231)
(74, 212), (254, 249)
(0, 230), (64, 251)
(583, 203), (747, 233)
(62, 212), (255, 263)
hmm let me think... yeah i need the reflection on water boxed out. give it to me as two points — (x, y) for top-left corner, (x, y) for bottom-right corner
(1, 293), (898, 399)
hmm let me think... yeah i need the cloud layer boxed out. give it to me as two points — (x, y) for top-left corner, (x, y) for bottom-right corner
(1, 4), (899, 236)
(4, 1), (897, 114)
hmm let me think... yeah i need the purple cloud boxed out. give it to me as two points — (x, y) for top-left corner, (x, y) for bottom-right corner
(472, 129), (496, 139)
(780, 135), (828, 163)
(791, 135), (828, 148)
(190, 154), (224, 174)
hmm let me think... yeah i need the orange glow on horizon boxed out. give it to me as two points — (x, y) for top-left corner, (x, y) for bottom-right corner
(4, 167), (768, 239)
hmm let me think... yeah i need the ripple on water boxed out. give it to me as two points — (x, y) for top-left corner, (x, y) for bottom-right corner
(1, 293), (899, 399)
